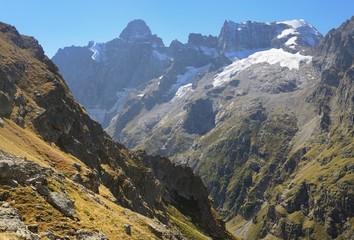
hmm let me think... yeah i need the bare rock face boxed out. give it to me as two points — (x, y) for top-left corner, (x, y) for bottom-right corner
(218, 20), (322, 54)
(119, 19), (163, 46)
(183, 98), (216, 134)
(141, 153), (228, 240)
(188, 33), (218, 49)
(314, 16), (354, 71)
(312, 16), (354, 126)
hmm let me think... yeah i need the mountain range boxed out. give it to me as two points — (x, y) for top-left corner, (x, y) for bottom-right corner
(52, 17), (354, 239)
(52, 19), (321, 128)
(0, 15), (352, 240)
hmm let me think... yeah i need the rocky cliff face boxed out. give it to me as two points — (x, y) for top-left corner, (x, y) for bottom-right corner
(218, 19), (321, 54)
(0, 22), (232, 239)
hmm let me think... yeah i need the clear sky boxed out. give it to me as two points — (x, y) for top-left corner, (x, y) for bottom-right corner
(1, 0), (353, 58)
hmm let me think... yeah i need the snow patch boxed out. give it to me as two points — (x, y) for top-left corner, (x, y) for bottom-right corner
(277, 29), (297, 39)
(169, 64), (210, 96)
(277, 19), (309, 29)
(174, 83), (193, 99)
(285, 36), (298, 46)
(213, 48), (312, 87)
(225, 48), (269, 61)
(89, 41), (106, 62)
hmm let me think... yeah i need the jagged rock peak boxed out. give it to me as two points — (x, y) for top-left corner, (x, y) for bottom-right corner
(314, 16), (354, 70)
(188, 33), (218, 48)
(119, 19), (152, 41)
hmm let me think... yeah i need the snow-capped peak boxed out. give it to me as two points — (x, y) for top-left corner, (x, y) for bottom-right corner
(277, 19), (309, 29)
(276, 19), (322, 47)
(277, 19), (321, 35)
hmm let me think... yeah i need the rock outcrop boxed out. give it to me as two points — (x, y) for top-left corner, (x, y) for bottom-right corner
(0, 151), (75, 218)
(183, 98), (216, 134)
(0, 204), (40, 240)
(140, 152), (227, 239)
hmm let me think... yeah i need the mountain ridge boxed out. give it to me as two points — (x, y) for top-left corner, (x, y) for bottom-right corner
(52, 18), (321, 129)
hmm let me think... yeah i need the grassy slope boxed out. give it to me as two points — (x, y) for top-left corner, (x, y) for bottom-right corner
(0, 117), (217, 239)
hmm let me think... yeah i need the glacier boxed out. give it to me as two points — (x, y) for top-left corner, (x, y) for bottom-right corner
(213, 48), (312, 87)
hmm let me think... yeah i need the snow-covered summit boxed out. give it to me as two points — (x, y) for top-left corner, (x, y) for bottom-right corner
(278, 19), (312, 29)
(276, 19), (322, 47)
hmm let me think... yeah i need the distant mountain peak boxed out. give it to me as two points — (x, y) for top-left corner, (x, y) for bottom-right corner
(119, 19), (152, 42)
(218, 19), (322, 54)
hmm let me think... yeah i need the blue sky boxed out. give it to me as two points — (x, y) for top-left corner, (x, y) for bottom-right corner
(1, 0), (353, 57)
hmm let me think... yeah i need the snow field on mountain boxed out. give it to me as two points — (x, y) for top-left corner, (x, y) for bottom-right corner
(170, 64), (211, 98)
(213, 48), (312, 87)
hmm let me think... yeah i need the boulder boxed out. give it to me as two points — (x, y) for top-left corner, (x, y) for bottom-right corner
(47, 191), (75, 217)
